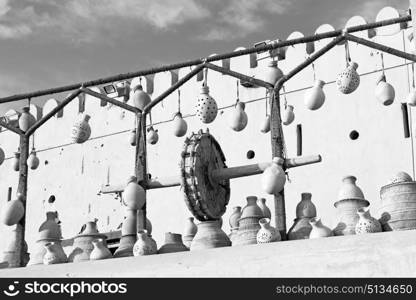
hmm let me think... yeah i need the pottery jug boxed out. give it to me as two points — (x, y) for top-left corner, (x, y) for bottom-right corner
(304, 80), (325, 110)
(173, 112), (188, 137)
(229, 206), (242, 230)
(229, 101), (248, 131)
(18, 107), (36, 132)
(257, 198), (271, 219)
(137, 209), (152, 235)
(196, 85), (218, 124)
(355, 207), (382, 234)
(190, 220), (231, 251)
(27, 149), (40, 170)
(12, 152), (20, 172)
(309, 217), (333, 239)
(38, 211), (62, 240)
(129, 129), (136, 146)
(261, 157), (286, 195)
(28, 238), (59, 266)
(133, 231), (157, 256)
(407, 89), (416, 106)
(71, 114), (91, 144)
(288, 193), (317, 240)
(256, 218), (281, 243)
(90, 238), (112, 260)
(282, 105), (295, 126)
(1, 195), (25, 226)
(233, 196), (263, 246)
(114, 234), (136, 258)
(295, 193), (316, 218)
(43, 242), (68, 265)
(260, 115), (270, 133)
(375, 74), (395, 106)
(183, 217), (198, 248)
(123, 176), (146, 210)
(158, 232), (189, 254)
(0, 147), (5, 165)
(132, 84), (151, 110)
(263, 60), (284, 85)
(336, 61), (360, 94)
(147, 126), (159, 145)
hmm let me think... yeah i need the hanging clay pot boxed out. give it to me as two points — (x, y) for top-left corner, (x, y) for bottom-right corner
(43, 241), (68, 265)
(375, 74), (395, 106)
(304, 80), (325, 110)
(260, 115), (270, 133)
(257, 198), (271, 219)
(1, 194), (25, 226)
(263, 60), (284, 85)
(282, 105), (295, 126)
(71, 114), (91, 144)
(129, 129), (136, 146)
(147, 126), (159, 145)
(190, 220), (231, 251)
(133, 231), (157, 256)
(355, 207), (382, 234)
(18, 107), (36, 132)
(233, 196), (263, 246)
(137, 209), (152, 235)
(336, 62), (360, 94)
(173, 112), (188, 137)
(406, 89), (416, 106)
(288, 192), (317, 240)
(27, 149), (40, 170)
(256, 217), (281, 243)
(123, 176), (146, 210)
(309, 217), (333, 238)
(90, 238), (112, 260)
(229, 101), (248, 132)
(158, 232), (189, 254)
(0, 147), (5, 165)
(261, 157), (286, 195)
(183, 217), (198, 248)
(12, 152), (20, 172)
(196, 85), (218, 124)
(132, 84), (151, 110)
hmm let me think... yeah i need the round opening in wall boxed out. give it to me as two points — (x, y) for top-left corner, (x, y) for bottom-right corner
(349, 130), (359, 140)
(246, 150), (255, 159)
(44, 160), (49, 165)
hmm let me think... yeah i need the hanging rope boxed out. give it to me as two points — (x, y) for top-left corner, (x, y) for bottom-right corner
(28, 97), (31, 107)
(282, 85), (288, 109)
(380, 52), (386, 77)
(149, 111), (153, 127)
(265, 90), (269, 116)
(203, 67), (208, 87)
(235, 80), (240, 105)
(311, 60), (316, 81)
(32, 133), (35, 150)
(412, 63), (415, 90)
(177, 89), (181, 113)
(344, 40), (351, 66)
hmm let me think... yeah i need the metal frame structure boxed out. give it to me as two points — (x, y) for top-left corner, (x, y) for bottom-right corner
(0, 12), (414, 266)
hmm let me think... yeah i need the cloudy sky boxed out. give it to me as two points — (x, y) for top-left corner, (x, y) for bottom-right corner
(0, 0), (409, 107)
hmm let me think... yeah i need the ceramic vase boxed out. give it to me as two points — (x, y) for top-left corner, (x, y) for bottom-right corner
(129, 129), (136, 146)
(256, 218), (281, 243)
(0, 147), (5, 165)
(183, 217), (198, 248)
(43, 241), (68, 265)
(233, 196), (263, 246)
(158, 233), (189, 254)
(12, 152), (20, 172)
(196, 85), (218, 124)
(27, 149), (40, 170)
(336, 62), (360, 94)
(260, 115), (270, 133)
(38, 211), (62, 240)
(375, 74), (395, 106)
(355, 207), (382, 234)
(304, 80), (325, 110)
(71, 114), (91, 144)
(263, 60), (284, 85)
(288, 192), (317, 240)
(147, 126), (159, 145)
(123, 176), (146, 210)
(1, 195), (25, 226)
(18, 107), (36, 132)
(90, 238), (112, 260)
(229, 101), (248, 131)
(132, 84), (151, 110)
(257, 198), (271, 219)
(190, 220), (231, 251)
(173, 112), (188, 137)
(406, 89), (416, 106)
(309, 217), (333, 238)
(282, 105), (295, 125)
(261, 157), (286, 195)
(133, 231), (157, 256)
(28, 238), (59, 266)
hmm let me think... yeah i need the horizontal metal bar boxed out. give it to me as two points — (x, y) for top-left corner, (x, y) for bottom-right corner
(81, 88), (140, 113)
(0, 120), (24, 136)
(0, 14), (410, 104)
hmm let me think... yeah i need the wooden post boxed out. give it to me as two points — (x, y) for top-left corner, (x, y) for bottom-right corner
(411, 1), (416, 51)
(135, 112), (147, 232)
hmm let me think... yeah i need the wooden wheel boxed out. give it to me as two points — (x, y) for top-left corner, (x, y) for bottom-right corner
(180, 130), (230, 221)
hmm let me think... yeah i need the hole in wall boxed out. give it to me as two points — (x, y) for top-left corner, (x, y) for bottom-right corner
(101, 144), (104, 147)
(349, 130), (359, 140)
(44, 160), (49, 165)
(246, 150), (255, 159)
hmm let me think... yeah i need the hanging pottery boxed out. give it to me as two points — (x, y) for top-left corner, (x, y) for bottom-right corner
(282, 105), (295, 126)
(43, 242), (68, 265)
(12, 152), (20, 172)
(147, 126), (159, 145)
(336, 62), (360, 94)
(133, 231), (157, 256)
(261, 157), (286, 195)
(0, 147), (5, 165)
(1, 194), (25, 226)
(27, 149), (40, 170)
(123, 176), (146, 210)
(158, 232), (189, 254)
(309, 217), (333, 238)
(132, 84), (151, 110)
(196, 85), (218, 124)
(90, 238), (112, 260)
(18, 107), (36, 132)
(190, 220), (231, 251)
(129, 129), (136, 146)
(257, 198), (271, 219)
(229, 101), (248, 131)
(256, 218), (281, 243)
(263, 60), (284, 85)
(71, 114), (91, 144)
(407, 89), (416, 106)
(173, 112), (188, 137)
(375, 74), (395, 106)
(260, 115), (270, 133)
(304, 80), (325, 110)
(355, 207), (382, 234)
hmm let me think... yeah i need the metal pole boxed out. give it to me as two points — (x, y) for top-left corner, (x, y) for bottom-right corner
(81, 88), (140, 113)
(0, 120), (24, 135)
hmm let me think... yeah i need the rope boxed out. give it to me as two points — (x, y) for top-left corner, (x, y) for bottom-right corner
(344, 40), (351, 66)
(177, 89), (181, 113)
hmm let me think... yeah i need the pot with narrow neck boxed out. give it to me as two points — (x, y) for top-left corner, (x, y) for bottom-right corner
(309, 217), (333, 239)
(355, 207), (382, 234)
(256, 218), (281, 243)
(233, 196), (263, 246)
(288, 193), (317, 240)
(133, 230), (157, 256)
(90, 238), (112, 260)
(304, 80), (325, 110)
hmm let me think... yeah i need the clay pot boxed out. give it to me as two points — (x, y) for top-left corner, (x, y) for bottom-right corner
(233, 196), (263, 246)
(38, 211), (62, 240)
(375, 74), (395, 106)
(132, 84), (151, 110)
(158, 233), (189, 254)
(173, 112), (188, 137)
(263, 60), (284, 85)
(406, 89), (416, 106)
(129, 129), (136, 146)
(196, 85), (218, 124)
(12, 152), (20, 172)
(337, 175), (365, 201)
(28, 238), (59, 266)
(257, 198), (271, 219)
(256, 218), (280, 243)
(137, 209), (152, 235)
(114, 234), (136, 258)
(18, 107), (36, 132)
(229, 206), (242, 230)
(282, 105), (295, 126)
(261, 157), (286, 195)
(27, 149), (40, 170)
(288, 193), (317, 240)
(71, 114), (91, 144)
(190, 220), (231, 251)
(43, 241), (68, 265)
(0, 147), (5, 165)
(295, 192), (316, 218)
(260, 115), (270, 133)
(147, 126), (159, 145)
(387, 171), (413, 185)
(355, 207), (382, 234)
(309, 217), (333, 239)
(133, 231), (157, 256)
(123, 176), (146, 210)
(336, 61), (360, 94)
(229, 101), (248, 132)
(304, 80), (325, 110)
(1, 195), (25, 226)
(183, 217), (198, 248)
(90, 238), (112, 260)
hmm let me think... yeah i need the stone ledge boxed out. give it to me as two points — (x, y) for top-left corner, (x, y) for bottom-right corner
(1, 230), (416, 277)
